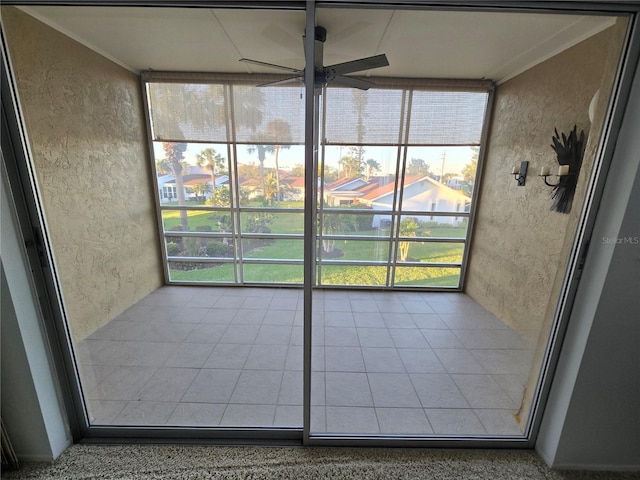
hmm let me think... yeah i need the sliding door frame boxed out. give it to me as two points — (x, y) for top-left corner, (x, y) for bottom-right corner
(1, 0), (638, 449)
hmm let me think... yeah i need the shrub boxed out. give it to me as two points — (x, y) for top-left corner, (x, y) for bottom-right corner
(245, 211), (274, 233)
(205, 241), (231, 257)
(208, 214), (231, 232)
(194, 224), (214, 247)
(166, 241), (180, 256)
(346, 204), (374, 231)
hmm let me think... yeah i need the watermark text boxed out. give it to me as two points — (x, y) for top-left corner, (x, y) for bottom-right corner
(602, 236), (639, 245)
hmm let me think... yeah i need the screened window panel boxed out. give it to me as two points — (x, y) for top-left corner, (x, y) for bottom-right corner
(407, 91), (488, 145)
(324, 88), (405, 145)
(148, 83), (304, 144)
(147, 73), (490, 289)
(148, 83), (228, 142)
(233, 85), (305, 144)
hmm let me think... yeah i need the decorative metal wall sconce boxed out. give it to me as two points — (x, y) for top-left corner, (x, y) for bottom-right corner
(511, 161), (529, 186)
(540, 126), (585, 214)
(539, 165), (571, 186)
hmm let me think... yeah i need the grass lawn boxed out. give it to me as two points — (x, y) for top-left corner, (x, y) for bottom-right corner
(161, 207), (304, 234)
(169, 263), (304, 283)
(169, 263), (459, 287)
(164, 203), (465, 286)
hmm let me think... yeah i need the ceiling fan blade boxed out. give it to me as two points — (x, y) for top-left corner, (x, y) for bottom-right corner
(256, 77), (302, 88)
(328, 75), (376, 90)
(326, 54), (389, 76)
(239, 58), (302, 74)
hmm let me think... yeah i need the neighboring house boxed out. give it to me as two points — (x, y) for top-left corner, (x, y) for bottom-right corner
(445, 176), (473, 195)
(158, 174), (229, 202)
(157, 174), (177, 202)
(236, 170), (305, 201)
(182, 175), (230, 201)
(238, 176), (262, 199)
(323, 177), (371, 206)
(280, 175), (305, 201)
(323, 175), (471, 226)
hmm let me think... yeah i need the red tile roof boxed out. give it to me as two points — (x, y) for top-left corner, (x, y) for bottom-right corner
(282, 176), (305, 188)
(180, 174), (213, 186)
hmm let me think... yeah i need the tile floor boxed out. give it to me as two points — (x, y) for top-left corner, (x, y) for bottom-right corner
(77, 286), (534, 436)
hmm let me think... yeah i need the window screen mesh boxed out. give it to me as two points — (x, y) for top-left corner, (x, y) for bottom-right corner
(323, 88), (488, 146)
(234, 85), (305, 144)
(148, 82), (305, 144)
(148, 83), (228, 143)
(323, 88), (406, 145)
(147, 78), (488, 146)
(407, 91), (488, 145)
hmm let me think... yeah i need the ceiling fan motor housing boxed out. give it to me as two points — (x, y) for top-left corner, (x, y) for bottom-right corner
(315, 26), (327, 42)
(241, 24), (387, 90)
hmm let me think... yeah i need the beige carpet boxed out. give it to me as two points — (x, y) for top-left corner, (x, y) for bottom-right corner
(3, 445), (640, 480)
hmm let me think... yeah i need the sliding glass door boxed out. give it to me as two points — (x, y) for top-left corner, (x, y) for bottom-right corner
(1, 0), (633, 445)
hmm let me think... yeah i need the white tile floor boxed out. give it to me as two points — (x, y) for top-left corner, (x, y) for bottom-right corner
(78, 286), (533, 436)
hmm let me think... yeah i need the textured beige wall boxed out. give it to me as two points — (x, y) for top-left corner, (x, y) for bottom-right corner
(466, 20), (628, 425)
(467, 22), (626, 338)
(2, 7), (163, 342)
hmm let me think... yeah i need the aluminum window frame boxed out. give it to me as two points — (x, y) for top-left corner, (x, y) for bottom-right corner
(144, 76), (491, 290)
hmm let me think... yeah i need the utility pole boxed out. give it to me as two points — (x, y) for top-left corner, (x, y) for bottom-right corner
(440, 151), (446, 182)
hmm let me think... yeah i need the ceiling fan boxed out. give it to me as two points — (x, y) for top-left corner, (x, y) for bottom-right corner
(240, 25), (389, 90)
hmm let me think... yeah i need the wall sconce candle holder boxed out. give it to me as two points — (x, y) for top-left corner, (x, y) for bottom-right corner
(542, 126), (585, 214)
(539, 165), (574, 187)
(511, 161), (529, 186)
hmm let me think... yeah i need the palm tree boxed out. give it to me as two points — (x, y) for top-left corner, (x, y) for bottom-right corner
(339, 147), (364, 179)
(365, 159), (381, 180)
(398, 218), (420, 262)
(195, 148), (225, 192)
(321, 213), (356, 254)
(191, 181), (211, 203)
(320, 213), (342, 254)
(246, 143), (275, 197)
(265, 119), (292, 206)
(155, 157), (172, 175)
(263, 171), (279, 205)
(184, 84), (265, 136)
(162, 142), (189, 231)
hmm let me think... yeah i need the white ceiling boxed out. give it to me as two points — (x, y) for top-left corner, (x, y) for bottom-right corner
(20, 5), (617, 83)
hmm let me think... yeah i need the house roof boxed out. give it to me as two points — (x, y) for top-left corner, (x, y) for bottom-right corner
(238, 176), (260, 187)
(166, 174), (230, 187)
(282, 176), (305, 188)
(184, 165), (210, 176)
(181, 174), (213, 186)
(324, 175), (470, 202)
(359, 176), (420, 201)
(157, 174), (174, 184)
(325, 177), (368, 191)
(326, 178), (353, 190)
